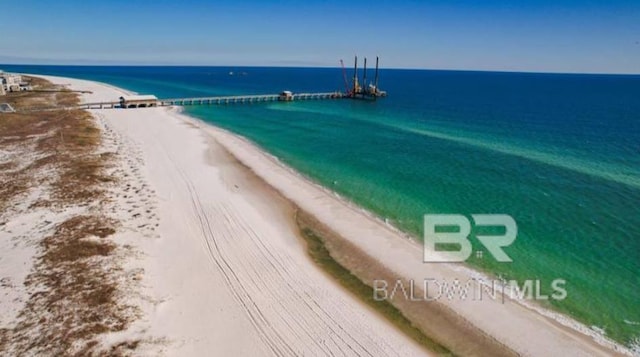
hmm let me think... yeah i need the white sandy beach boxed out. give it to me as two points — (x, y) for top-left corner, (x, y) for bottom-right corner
(33, 75), (428, 356)
(21, 74), (630, 356)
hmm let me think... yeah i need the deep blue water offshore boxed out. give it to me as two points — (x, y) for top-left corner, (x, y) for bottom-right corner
(4, 64), (639, 349)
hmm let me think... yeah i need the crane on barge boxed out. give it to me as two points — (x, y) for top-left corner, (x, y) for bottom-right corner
(340, 55), (387, 100)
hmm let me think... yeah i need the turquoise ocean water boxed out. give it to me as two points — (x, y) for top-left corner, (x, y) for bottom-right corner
(4, 65), (639, 349)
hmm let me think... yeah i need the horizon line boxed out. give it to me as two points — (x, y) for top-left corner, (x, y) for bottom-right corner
(1, 62), (639, 77)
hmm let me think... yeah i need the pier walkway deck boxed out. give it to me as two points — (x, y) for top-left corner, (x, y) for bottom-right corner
(70, 91), (344, 110)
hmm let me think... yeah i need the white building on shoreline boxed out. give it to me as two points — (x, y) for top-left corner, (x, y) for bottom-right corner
(0, 71), (31, 94)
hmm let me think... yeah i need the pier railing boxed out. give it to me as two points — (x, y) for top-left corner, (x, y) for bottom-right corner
(162, 92), (343, 106)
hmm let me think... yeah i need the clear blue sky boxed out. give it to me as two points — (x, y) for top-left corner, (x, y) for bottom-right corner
(1, 0), (639, 73)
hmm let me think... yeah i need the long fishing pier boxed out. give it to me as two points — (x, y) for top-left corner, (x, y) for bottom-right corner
(164, 92), (342, 106)
(14, 56), (389, 112)
(72, 91), (345, 110)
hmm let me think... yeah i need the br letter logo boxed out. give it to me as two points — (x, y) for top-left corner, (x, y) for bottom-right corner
(423, 214), (517, 263)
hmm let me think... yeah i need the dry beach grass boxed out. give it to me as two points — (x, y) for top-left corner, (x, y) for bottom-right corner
(0, 78), (140, 356)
